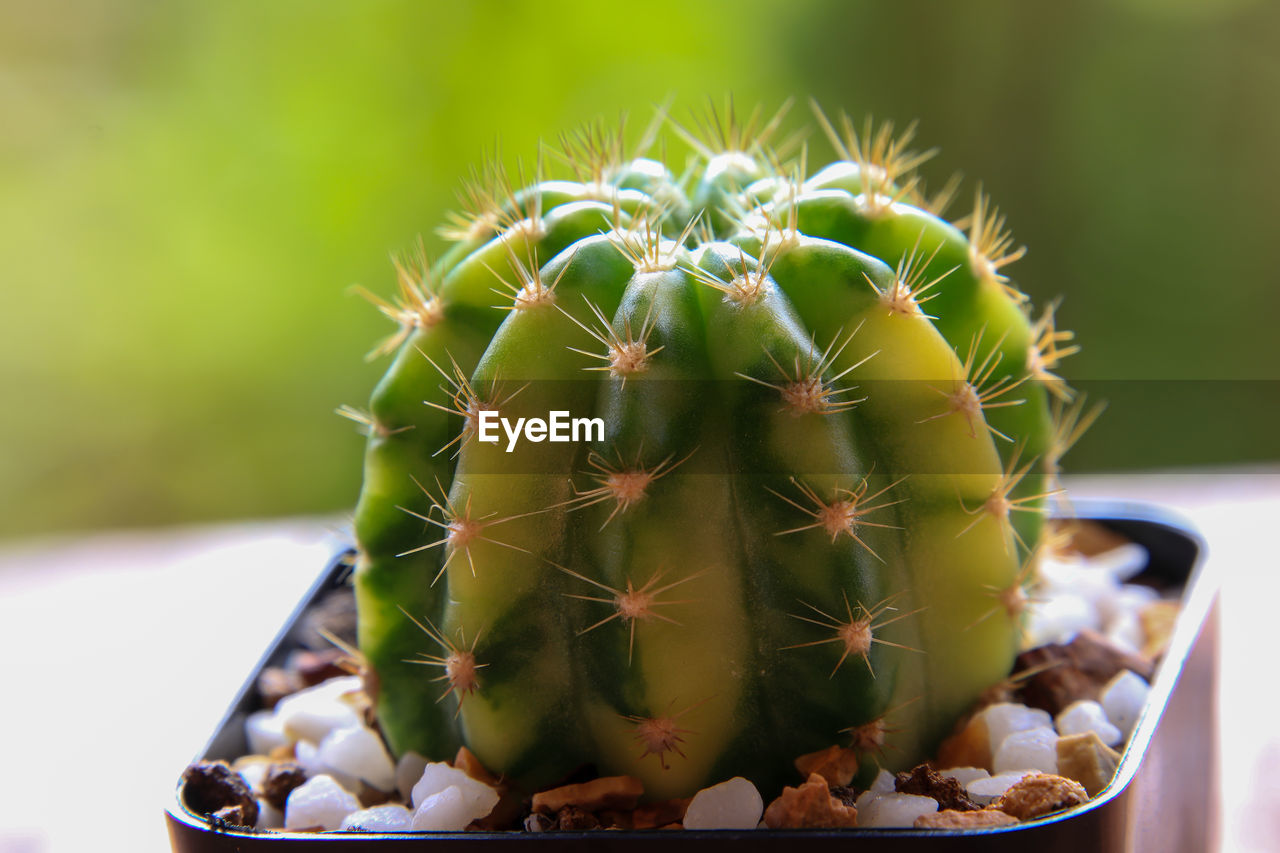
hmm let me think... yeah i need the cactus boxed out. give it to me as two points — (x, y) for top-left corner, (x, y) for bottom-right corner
(346, 103), (1088, 799)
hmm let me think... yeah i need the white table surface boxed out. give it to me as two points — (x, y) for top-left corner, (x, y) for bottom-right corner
(1, 466), (1277, 852)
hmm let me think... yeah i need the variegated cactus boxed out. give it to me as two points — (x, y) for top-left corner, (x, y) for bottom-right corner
(345, 102), (1093, 799)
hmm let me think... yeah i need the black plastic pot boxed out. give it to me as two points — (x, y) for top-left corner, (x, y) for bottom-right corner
(167, 500), (1216, 851)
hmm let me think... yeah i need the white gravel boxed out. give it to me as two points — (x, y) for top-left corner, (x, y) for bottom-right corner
(395, 751), (429, 802)
(981, 702), (1053, 754)
(341, 804), (414, 832)
(244, 709), (290, 756)
(255, 800), (284, 830)
(1056, 700), (1123, 746)
(683, 777), (764, 830)
(274, 676), (365, 744)
(992, 726), (1059, 775)
(296, 738), (360, 793)
(938, 766), (990, 786)
(318, 725), (396, 792)
(410, 762), (498, 810)
(412, 785), (489, 831)
(965, 770), (1035, 805)
(1101, 669), (1151, 737)
(869, 767), (897, 793)
(857, 792), (938, 827)
(284, 774), (361, 831)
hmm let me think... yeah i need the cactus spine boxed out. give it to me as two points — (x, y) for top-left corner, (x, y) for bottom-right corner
(347, 104), (1084, 798)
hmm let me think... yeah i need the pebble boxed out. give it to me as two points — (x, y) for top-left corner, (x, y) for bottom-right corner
(965, 771), (1035, 805)
(1026, 544), (1154, 649)
(938, 767), (990, 787)
(980, 703), (1053, 754)
(261, 762), (307, 811)
(244, 709), (290, 756)
(407, 758), (496, 819)
(1056, 732), (1122, 797)
(180, 761), (259, 827)
(857, 792), (938, 827)
(1024, 593), (1098, 647)
(412, 785), (487, 832)
(296, 739), (360, 793)
(1098, 584), (1159, 626)
(341, 804), (414, 832)
(683, 777), (763, 830)
(395, 752), (429, 802)
(255, 800), (284, 831)
(1100, 670), (1150, 737)
(284, 774), (361, 831)
(1040, 558), (1121, 604)
(233, 760), (269, 793)
(1055, 700), (1122, 747)
(274, 676), (365, 744)
(1103, 609), (1145, 654)
(1088, 543), (1148, 581)
(317, 726), (396, 792)
(869, 767), (897, 793)
(992, 726), (1059, 775)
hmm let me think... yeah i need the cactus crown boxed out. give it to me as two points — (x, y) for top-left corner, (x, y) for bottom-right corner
(346, 100), (1094, 798)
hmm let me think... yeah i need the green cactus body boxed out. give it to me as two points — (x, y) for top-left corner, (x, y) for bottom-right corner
(349, 107), (1080, 798)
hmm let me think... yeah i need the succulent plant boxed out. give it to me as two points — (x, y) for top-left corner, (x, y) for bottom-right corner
(345, 101), (1092, 799)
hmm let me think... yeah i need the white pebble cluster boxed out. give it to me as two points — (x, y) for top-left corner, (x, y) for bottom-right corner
(234, 675), (501, 833)
(1024, 543), (1158, 652)
(849, 673), (1150, 826)
(409, 762), (501, 831)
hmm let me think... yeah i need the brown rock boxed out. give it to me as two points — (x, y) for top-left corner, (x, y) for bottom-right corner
(451, 746), (521, 830)
(261, 762), (307, 811)
(181, 761), (260, 828)
(453, 746), (501, 787)
(915, 808), (1019, 829)
(630, 798), (691, 829)
(267, 743), (296, 762)
(763, 773), (859, 829)
(830, 785), (859, 808)
(256, 667), (302, 709)
(469, 788), (526, 832)
(1056, 731), (1122, 797)
(993, 773), (1089, 820)
(794, 744), (860, 787)
(532, 776), (644, 815)
(211, 804), (251, 827)
(292, 648), (350, 687)
(1140, 600), (1180, 658)
(555, 805), (600, 830)
(895, 764), (982, 812)
(1017, 630), (1155, 714)
(936, 713), (991, 771)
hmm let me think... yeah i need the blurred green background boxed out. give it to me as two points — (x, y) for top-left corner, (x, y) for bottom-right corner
(2, 0), (1277, 539)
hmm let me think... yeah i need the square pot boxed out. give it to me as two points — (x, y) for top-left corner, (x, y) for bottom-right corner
(166, 499), (1215, 851)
